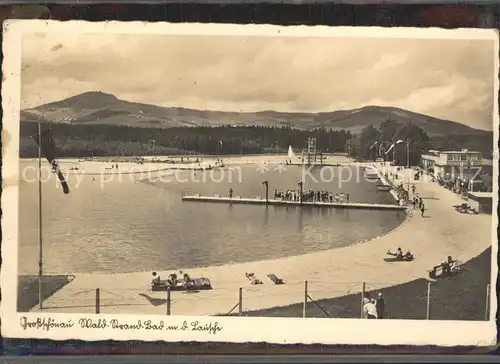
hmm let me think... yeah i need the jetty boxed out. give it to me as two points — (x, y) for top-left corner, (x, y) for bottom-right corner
(181, 195), (407, 211)
(368, 163), (401, 202)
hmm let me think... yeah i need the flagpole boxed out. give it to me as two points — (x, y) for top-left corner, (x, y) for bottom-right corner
(406, 139), (410, 168)
(407, 138), (410, 196)
(37, 120), (43, 310)
(392, 141), (396, 164)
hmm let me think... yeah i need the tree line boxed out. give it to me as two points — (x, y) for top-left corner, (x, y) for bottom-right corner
(349, 119), (494, 165)
(19, 120), (493, 164)
(20, 122), (352, 158)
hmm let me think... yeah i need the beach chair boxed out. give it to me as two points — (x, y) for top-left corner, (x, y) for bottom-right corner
(245, 272), (263, 285)
(267, 273), (284, 285)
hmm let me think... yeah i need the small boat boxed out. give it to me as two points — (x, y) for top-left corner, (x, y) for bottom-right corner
(376, 184), (391, 192)
(384, 256), (415, 263)
(385, 250), (414, 262)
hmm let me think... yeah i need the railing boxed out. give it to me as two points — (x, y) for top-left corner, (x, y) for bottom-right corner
(40, 280), (491, 321)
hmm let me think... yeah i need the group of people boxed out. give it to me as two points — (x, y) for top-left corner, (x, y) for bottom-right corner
(151, 271), (192, 286)
(412, 195), (426, 216)
(363, 292), (386, 319)
(394, 183), (409, 202)
(387, 247), (414, 261)
(274, 189), (350, 203)
(391, 178), (426, 217)
(437, 174), (485, 194)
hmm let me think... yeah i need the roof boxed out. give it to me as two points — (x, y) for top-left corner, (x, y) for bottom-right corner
(468, 192), (493, 199)
(440, 151), (481, 154)
(421, 154), (440, 161)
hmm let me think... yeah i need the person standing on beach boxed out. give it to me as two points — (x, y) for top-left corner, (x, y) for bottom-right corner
(376, 293), (386, 319)
(363, 298), (378, 319)
(421, 203), (425, 217)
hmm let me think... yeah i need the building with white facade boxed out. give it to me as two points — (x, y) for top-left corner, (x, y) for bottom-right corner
(420, 149), (492, 191)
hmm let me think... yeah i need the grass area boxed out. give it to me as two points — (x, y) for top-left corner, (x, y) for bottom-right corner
(17, 275), (75, 312)
(238, 247), (492, 321)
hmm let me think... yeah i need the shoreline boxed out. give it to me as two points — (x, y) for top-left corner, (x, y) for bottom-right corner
(27, 165), (493, 316)
(18, 155), (375, 183)
(27, 205), (413, 276)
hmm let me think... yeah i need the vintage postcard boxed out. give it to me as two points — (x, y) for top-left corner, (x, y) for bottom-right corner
(1, 20), (498, 345)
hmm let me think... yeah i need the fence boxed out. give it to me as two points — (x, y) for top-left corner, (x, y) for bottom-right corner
(39, 279), (491, 321)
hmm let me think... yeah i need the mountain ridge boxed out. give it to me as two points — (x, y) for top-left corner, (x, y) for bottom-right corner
(21, 91), (491, 137)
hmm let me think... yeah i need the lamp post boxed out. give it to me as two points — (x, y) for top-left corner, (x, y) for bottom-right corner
(298, 181), (303, 205)
(392, 141), (396, 165)
(262, 181), (269, 204)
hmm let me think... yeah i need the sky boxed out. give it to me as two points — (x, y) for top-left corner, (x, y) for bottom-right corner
(21, 32), (496, 131)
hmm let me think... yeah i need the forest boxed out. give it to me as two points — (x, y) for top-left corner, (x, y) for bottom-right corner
(19, 120), (493, 165)
(20, 122), (352, 157)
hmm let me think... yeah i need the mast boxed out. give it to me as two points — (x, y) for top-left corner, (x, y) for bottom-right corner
(37, 120), (43, 310)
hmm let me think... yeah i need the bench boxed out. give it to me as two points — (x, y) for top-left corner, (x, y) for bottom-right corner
(267, 273), (284, 285)
(428, 260), (462, 279)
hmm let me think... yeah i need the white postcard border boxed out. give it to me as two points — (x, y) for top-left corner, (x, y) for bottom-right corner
(1, 20), (498, 346)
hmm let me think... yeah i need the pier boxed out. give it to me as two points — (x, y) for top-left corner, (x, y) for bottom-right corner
(181, 195), (407, 211)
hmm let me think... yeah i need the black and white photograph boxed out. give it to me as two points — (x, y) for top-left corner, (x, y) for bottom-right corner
(1, 20), (498, 345)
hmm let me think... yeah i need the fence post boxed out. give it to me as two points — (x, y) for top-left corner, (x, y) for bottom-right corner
(360, 282), (366, 318)
(426, 282), (431, 320)
(166, 287), (171, 315)
(95, 288), (100, 314)
(238, 287), (243, 316)
(303, 281), (308, 318)
(485, 284), (490, 321)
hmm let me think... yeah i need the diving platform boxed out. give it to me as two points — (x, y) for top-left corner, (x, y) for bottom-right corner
(181, 195), (407, 211)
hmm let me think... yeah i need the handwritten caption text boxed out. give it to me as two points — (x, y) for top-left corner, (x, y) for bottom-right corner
(20, 316), (223, 335)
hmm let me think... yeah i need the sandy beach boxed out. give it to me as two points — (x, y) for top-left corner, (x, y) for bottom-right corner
(29, 162), (493, 316)
(55, 154), (353, 174)
(18, 154), (355, 182)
